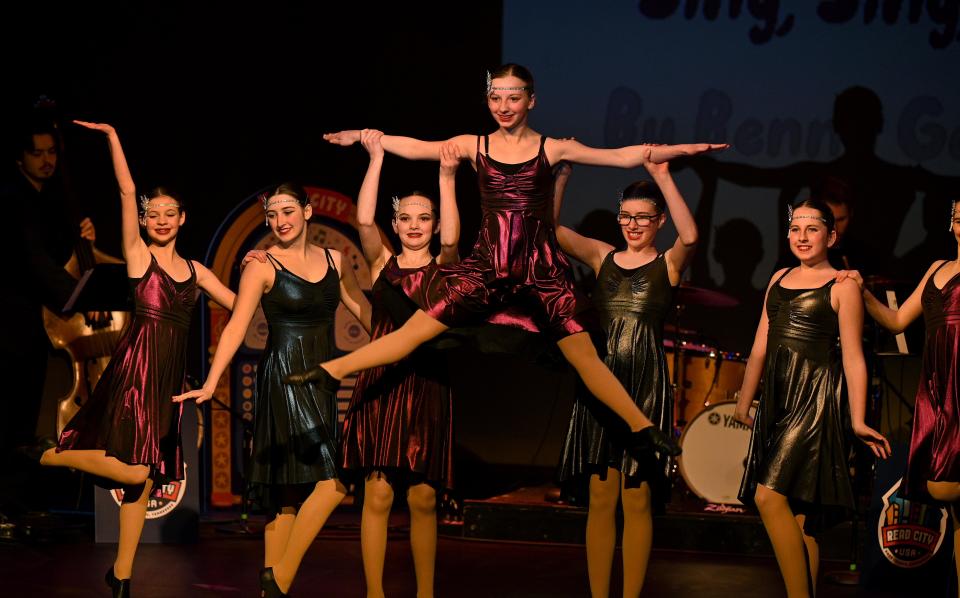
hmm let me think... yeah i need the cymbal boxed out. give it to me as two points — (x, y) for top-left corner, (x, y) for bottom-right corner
(675, 283), (739, 307)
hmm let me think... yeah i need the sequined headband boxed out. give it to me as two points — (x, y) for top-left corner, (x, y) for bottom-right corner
(486, 70), (528, 95)
(261, 193), (301, 210)
(139, 195), (179, 214)
(786, 204), (828, 226)
(392, 196), (433, 214)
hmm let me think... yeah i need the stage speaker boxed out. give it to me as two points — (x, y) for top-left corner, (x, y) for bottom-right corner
(94, 402), (200, 543)
(860, 441), (955, 596)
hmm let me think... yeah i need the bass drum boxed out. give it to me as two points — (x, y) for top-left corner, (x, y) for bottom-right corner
(678, 401), (754, 505)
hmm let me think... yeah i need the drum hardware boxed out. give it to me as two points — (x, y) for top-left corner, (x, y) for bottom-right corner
(677, 402), (756, 505)
(669, 283), (741, 429)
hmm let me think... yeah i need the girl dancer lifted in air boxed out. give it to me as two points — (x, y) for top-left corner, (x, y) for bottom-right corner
(289, 63), (727, 460)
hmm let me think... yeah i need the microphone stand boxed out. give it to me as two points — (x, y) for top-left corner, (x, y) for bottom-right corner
(826, 317), (906, 586)
(185, 375), (258, 537)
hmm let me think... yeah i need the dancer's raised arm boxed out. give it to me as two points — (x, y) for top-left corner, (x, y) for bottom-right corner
(73, 120), (149, 273)
(645, 154), (698, 283)
(356, 129), (392, 278)
(437, 141), (462, 264)
(553, 162), (613, 275)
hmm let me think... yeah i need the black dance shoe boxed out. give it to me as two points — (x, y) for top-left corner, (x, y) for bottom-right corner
(282, 365), (340, 392)
(626, 426), (682, 458)
(259, 567), (288, 598)
(105, 565), (131, 598)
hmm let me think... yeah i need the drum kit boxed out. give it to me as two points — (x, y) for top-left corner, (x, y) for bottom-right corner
(665, 283), (754, 506)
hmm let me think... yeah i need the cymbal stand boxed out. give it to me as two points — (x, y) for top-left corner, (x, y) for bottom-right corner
(672, 302), (687, 431)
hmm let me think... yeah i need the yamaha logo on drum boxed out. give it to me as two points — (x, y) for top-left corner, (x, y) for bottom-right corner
(110, 464), (188, 520)
(707, 410), (750, 430)
(877, 478), (948, 568)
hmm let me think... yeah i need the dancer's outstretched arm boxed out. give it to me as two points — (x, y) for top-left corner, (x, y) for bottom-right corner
(73, 120), (151, 276)
(324, 129), (475, 163)
(438, 141), (462, 264)
(173, 260), (272, 403)
(836, 264), (931, 334)
(550, 138), (728, 169)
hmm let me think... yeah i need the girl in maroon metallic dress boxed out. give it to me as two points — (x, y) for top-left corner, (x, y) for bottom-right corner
(291, 64), (727, 459)
(41, 121), (236, 598)
(840, 200), (960, 586)
(342, 130), (461, 598)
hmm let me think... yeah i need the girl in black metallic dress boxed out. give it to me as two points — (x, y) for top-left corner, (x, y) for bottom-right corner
(735, 199), (890, 597)
(175, 183), (371, 597)
(554, 155), (696, 597)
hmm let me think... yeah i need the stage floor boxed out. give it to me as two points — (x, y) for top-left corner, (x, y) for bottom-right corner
(1, 508), (895, 597)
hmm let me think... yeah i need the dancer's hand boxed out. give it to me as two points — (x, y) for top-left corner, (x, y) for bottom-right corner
(173, 385), (214, 404)
(647, 143), (729, 164)
(835, 270), (864, 291)
(733, 409), (754, 428)
(240, 249), (269, 270)
(641, 147), (671, 176)
(360, 129), (384, 158)
(439, 141), (462, 176)
(853, 423), (892, 459)
(73, 120), (116, 137)
(323, 130), (362, 146)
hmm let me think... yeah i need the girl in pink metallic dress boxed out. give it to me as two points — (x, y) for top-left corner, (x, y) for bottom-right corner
(41, 121), (235, 598)
(292, 63), (727, 460)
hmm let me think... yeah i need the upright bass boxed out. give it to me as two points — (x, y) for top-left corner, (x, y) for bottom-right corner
(43, 237), (128, 435)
